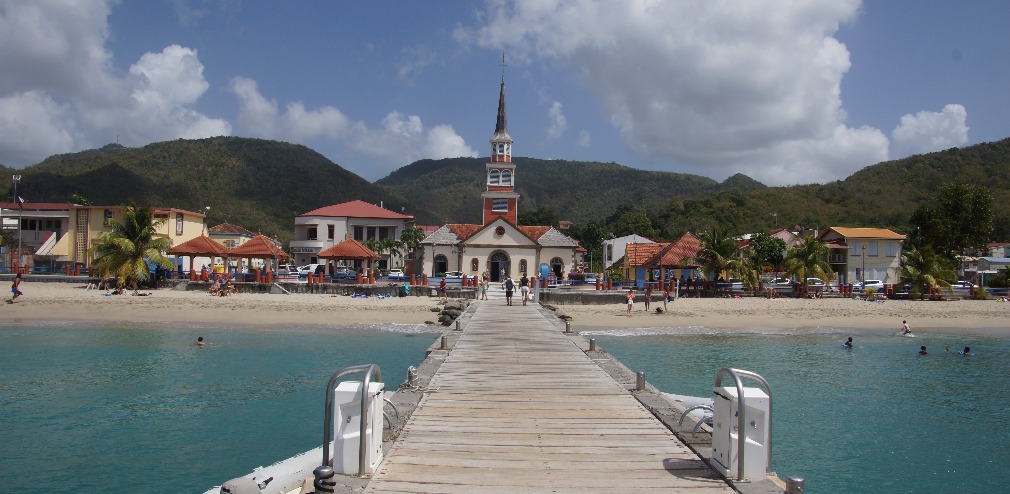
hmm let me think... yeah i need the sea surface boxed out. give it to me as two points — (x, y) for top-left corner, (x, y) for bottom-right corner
(0, 321), (441, 493)
(587, 328), (1010, 494)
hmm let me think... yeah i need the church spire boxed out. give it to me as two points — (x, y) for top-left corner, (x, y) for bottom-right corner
(490, 53), (512, 164)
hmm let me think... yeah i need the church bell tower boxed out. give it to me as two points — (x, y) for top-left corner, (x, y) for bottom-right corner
(481, 74), (519, 225)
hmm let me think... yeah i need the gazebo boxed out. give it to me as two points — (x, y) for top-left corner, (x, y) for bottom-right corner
(228, 233), (290, 282)
(318, 238), (380, 283)
(168, 235), (231, 280)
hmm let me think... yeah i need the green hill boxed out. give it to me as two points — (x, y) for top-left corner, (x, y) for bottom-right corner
(2, 137), (421, 243)
(3, 135), (1009, 246)
(376, 157), (765, 225)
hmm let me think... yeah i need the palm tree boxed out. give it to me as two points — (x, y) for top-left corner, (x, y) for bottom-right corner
(380, 237), (404, 268)
(782, 235), (832, 295)
(89, 203), (173, 290)
(400, 226), (426, 259)
(898, 246), (956, 300)
(685, 226), (750, 292)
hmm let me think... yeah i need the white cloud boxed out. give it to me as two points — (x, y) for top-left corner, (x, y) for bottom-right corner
(546, 101), (566, 140)
(577, 130), (591, 148)
(891, 104), (969, 158)
(456, 0), (893, 185)
(229, 79), (478, 178)
(0, 1), (229, 167)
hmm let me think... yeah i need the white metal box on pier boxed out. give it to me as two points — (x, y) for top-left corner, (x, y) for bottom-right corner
(711, 385), (770, 480)
(331, 381), (384, 475)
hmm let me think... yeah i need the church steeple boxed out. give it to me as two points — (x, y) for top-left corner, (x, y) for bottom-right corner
(482, 67), (518, 225)
(490, 75), (512, 163)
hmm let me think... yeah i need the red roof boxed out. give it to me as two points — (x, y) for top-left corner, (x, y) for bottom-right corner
(626, 243), (666, 266)
(169, 235), (231, 256)
(653, 232), (702, 267)
(318, 238), (380, 260)
(300, 200), (413, 219)
(228, 234), (289, 259)
(447, 223), (483, 240)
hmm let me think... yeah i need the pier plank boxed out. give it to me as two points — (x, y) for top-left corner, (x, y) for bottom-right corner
(364, 302), (733, 493)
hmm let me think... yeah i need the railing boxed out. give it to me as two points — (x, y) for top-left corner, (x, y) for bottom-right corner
(714, 368), (772, 482)
(316, 363), (382, 483)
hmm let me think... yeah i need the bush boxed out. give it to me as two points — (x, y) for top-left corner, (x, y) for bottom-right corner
(975, 286), (990, 300)
(568, 273), (585, 281)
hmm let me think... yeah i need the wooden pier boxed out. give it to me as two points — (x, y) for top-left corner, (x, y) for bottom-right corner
(365, 301), (735, 493)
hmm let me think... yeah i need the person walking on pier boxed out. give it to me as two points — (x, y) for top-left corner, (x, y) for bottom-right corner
(520, 274), (530, 306)
(504, 277), (515, 306)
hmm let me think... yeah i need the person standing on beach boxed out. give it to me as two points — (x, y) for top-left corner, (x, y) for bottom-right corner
(662, 287), (670, 313)
(626, 289), (635, 315)
(439, 278), (447, 303)
(11, 273), (23, 302)
(644, 285), (652, 311)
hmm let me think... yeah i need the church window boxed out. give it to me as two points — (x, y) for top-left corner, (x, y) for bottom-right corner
(519, 259), (527, 274)
(501, 169), (512, 185)
(471, 258), (479, 272)
(492, 198), (508, 212)
(488, 169), (500, 185)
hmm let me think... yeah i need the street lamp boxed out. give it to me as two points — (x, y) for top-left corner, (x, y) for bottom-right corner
(861, 243), (867, 285)
(203, 206), (210, 235)
(12, 175), (21, 271)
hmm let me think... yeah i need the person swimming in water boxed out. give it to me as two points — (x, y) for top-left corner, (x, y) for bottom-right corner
(946, 345), (970, 355)
(902, 320), (913, 335)
(196, 337), (205, 346)
(843, 337), (853, 348)
(918, 345), (928, 355)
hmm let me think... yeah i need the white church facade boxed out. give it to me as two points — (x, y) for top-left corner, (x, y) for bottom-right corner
(418, 75), (580, 283)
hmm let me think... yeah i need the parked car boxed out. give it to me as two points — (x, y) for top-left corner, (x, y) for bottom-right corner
(277, 264), (297, 275)
(386, 269), (405, 278)
(951, 280), (976, 291)
(853, 279), (884, 291)
(443, 271), (464, 278)
(297, 263), (323, 276)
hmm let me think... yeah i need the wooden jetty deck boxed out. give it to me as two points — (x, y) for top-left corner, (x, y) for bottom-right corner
(365, 301), (735, 493)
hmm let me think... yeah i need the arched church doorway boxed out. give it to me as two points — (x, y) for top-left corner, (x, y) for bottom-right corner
(550, 257), (565, 278)
(489, 251), (510, 282)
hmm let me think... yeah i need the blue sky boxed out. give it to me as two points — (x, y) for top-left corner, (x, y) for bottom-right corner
(1, 1), (1007, 186)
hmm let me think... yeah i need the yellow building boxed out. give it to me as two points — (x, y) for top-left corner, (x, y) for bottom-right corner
(31, 204), (207, 267)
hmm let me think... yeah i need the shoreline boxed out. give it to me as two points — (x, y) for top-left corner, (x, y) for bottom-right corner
(2, 283), (1009, 337)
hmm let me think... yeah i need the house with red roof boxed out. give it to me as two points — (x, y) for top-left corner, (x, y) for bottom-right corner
(418, 75), (579, 281)
(289, 199), (415, 271)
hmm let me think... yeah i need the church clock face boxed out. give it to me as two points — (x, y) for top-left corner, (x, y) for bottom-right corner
(495, 226), (505, 236)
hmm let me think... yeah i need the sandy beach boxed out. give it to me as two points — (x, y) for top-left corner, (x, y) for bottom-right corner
(2, 282), (1009, 335)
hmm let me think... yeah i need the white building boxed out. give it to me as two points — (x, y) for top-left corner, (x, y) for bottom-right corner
(602, 234), (655, 271)
(290, 200), (414, 270)
(418, 75), (579, 282)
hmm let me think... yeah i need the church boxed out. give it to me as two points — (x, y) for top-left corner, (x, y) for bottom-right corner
(418, 75), (580, 283)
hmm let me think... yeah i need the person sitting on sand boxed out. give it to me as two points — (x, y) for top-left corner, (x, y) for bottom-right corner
(208, 279), (220, 295)
(843, 337), (853, 348)
(918, 346), (928, 355)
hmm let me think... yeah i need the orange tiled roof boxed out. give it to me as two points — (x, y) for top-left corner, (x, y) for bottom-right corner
(169, 235), (230, 256)
(447, 223), (483, 240)
(826, 227), (905, 240)
(318, 238), (379, 260)
(228, 234), (289, 258)
(655, 232), (702, 266)
(300, 200), (413, 219)
(626, 242), (666, 266)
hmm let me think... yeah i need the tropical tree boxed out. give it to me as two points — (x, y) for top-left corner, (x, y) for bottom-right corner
(89, 203), (173, 289)
(685, 226), (750, 291)
(748, 232), (788, 276)
(908, 182), (994, 258)
(782, 235), (832, 295)
(897, 246), (956, 300)
(380, 237), (404, 268)
(400, 226), (426, 259)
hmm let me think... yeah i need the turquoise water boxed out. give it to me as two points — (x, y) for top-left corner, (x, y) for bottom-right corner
(589, 329), (1010, 494)
(0, 322), (440, 493)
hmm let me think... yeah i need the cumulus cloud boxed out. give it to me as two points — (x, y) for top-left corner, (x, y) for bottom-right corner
(455, 0), (894, 185)
(0, 0), (229, 167)
(891, 104), (969, 158)
(229, 78), (477, 177)
(546, 101), (566, 140)
(577, 130), (591, 148)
